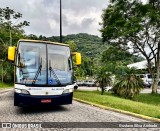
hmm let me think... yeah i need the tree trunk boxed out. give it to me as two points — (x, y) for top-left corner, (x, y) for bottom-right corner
(146, 59), (155, 91)
(152, 42), (160, 94)
(152, 81), (157, 94)
(101, 86), (104, 95)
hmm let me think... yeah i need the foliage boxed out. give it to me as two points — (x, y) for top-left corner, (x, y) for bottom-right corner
(100, 0), (160, 93)
(0, 7), (29, 46)
(74, 67), (85, 80)
(74, 55), (93, 79)
(113, 68), (144, 99)
(100, 46), (143, 79)
(0, 62), (14, 82)
(102, 46), (143, 65)
(95, 67), (113, 95)
(0, 82), (13, 88)
(0, 7), (29, 83)
(65, 40), (77, 52)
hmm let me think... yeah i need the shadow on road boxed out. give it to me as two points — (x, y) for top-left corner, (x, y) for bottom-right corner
(16, 105), (69, 114)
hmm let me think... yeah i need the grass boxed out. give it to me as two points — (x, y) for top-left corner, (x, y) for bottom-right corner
(74, 90), (160, 119)
(133, 93), (160, 106)
(0, 82), (13, 89)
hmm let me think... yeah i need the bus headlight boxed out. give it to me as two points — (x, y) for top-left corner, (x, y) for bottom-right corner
(15, 89), (30, 94)
(62, 88), (73, 94)
(21, 89), (30, 94)
(15, 89), (21, 93)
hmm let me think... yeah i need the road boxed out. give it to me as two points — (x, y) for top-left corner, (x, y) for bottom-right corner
(0, 89), (159, 131)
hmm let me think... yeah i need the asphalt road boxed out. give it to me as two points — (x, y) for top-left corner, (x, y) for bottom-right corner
(0, 89), (159, 131)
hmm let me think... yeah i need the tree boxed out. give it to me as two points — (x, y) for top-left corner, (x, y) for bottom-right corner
(101, 46), (138, 65)
(0, 7), (30, 83)
(0, 7), (29, 46)
(100, 0), (160, 93)
(27, 34), (38, 40)
(95, 67), (112, 95)
(65, 40), (77, 51)
(101, 46), (144, 76)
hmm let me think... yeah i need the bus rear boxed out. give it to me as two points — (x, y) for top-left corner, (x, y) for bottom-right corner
(8, 39), (81, 107)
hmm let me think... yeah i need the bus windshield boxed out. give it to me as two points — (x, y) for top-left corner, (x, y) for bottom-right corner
(16, 41), (73, 86)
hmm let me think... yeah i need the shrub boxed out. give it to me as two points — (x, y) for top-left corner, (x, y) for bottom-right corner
(113, 74), (144, 99)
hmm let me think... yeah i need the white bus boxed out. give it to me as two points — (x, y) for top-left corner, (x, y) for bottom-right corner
(8, 39), (81, 107)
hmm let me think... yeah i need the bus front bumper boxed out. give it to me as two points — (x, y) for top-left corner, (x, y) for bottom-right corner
(14, 92), (73, 107)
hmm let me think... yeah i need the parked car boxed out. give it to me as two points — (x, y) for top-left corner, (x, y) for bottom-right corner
(136, 74), (152, 88)
(76, 80), (84, 86)
(84, 80), (95, 87)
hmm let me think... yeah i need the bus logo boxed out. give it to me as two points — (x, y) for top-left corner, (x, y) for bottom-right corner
(48, 79), (53, 85)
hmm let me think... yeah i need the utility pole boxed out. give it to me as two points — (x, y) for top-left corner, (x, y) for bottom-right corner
(60, 0), (62, 43)
(9, 25), (12, 46)
(5, 7), (12, 46)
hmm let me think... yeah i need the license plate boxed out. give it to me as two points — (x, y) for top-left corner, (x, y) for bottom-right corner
(41, 99), (51, 103)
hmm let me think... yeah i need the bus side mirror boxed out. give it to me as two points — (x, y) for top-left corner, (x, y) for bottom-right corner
(72, 52), (81, 65)
(8, 46), (16, 61)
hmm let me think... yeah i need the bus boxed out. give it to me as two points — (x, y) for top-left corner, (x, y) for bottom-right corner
(8, 39), (81, 107)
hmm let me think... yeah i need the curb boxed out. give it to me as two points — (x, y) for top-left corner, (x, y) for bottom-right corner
(73, 98), (160, 122)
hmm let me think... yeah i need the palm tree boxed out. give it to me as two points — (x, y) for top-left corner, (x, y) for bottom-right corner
(96, 67), (112, 95)
(113, 68), (144, 99)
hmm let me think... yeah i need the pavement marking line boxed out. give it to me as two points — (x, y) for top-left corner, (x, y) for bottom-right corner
(73, 98), (160, 122)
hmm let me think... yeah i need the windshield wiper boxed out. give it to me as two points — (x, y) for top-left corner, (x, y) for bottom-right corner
(49, 61), (61, 85)
(32, 58), (42, 84)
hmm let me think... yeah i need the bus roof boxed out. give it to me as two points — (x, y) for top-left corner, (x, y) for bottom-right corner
(18, 39), (69, 47)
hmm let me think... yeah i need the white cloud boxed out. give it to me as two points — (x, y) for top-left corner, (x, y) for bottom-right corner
(0, 0), (108, 37)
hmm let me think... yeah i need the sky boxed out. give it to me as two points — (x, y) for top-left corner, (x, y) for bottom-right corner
(0, 0), (108, 37)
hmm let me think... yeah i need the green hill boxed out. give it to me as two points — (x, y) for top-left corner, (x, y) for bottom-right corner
(46, 33), (108, 58)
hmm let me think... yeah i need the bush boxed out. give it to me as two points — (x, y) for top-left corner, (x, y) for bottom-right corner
(113, 74), (144, 99)
(0, 62), (14, 83)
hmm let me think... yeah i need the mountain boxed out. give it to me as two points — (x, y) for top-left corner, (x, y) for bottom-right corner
(47, 33), (108, 58)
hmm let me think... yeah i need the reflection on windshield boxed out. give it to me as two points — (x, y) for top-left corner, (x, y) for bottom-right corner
(25, 51), (37, 68)
(16, 42), (46, 85)
(16, 42), (73, 86)
(47, 44), (72, 85)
